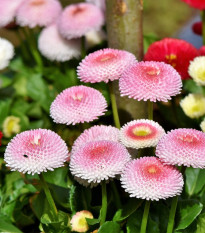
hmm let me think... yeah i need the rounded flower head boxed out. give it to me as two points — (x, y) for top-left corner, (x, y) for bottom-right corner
(181, 0), (205, 10)
(72, 125), (119, 154)
(156, 128), (205, 168)
(70, 140), (131, 186)
(58, 3), (104, 40)
(77, 48), (136, 83)
(119, 61), (182, 102)
(0, 0), (23, 27)
(180, 94), (205, 118)
(192, 21), (202, 35)
(70, 210), (93, 233)
(16, 0), (62, 28)
(200, 118), (205, 132)
(189, 56), (205, 86)
(121, 157), (183, 201)
(4, 129), (68, 175)
(144, 38), (198, 80)
(50, 85), (107, 125)
(0, 38), (14, 70)
(38, 24), (80, 62)
(3, 116), (21, 138)
(119, 119), (165, 149)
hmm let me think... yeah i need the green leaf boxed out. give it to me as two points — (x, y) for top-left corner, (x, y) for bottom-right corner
(0, 219), (23, 233)
(175, 199), (203, 230)
(113, 199), (143, 222)
(98, 221), (121, 233)
(27, 73), (56, 112)
(185, 168), (205, 196)
(196, 213), (205, 233)
(0, 99), (12, 126)
(13, 73), (28, 96)
(126, 209), (142, 233)
(0, 74), (13, 88)
(183, 80), (205, 95)
(86, 218), (100, 226)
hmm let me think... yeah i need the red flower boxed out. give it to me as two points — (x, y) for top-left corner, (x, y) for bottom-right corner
(181, 0), (205, 10)
(144, 38), (198, 80)
(192, 22), (202, 35)
(199, 46), (205, 56)
(0, 131), (3, 146)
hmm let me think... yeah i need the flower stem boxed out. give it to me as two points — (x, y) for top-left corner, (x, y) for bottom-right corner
(81, 36), (86, 59)
(202, 10), (205, 45)
(110, 181), (122, 209)
(39, 173), (58, 221)
(108, 82), (121, 129)
(100, 181), (107, 225)
(140, 200), (151, 233)
(166, 196), (178, 233)
(148, 101), (153, 120)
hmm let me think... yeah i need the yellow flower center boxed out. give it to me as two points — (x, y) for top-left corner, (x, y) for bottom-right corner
(133, 127), (151, 136)
(148, 166), (157, 174)
(165, 54), (177, 67)
(196, 69), (205, 81)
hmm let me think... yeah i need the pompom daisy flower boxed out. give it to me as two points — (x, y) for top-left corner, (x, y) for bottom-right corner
(0, 37), (14, 70)
(144, 38), (198, 80)
(4, 129), (68, 175)
(72, 125), (119, 154)
(180, 93), (205, 118)
(0, 0), (23, 27)
(50, 85), (107, 125)
(192, 21), (202, 35)
(121, 157), (184, 201)
(189, 56), (205, 85)
(70, 140), (131, 186)
(38, 24), (81, 62)
(181, 0), (205, 10)
(119, 119), (165, 149)
(58, 3), (104, 40)
(16, 0), (62, 28)
(119, 61), (182, 102)
(70, 210), (93, 233)
(200, 118), (205, 132)
(77, 48), (136, 83)
(3, 116), (21, 138)
(156, 128), (205, 168)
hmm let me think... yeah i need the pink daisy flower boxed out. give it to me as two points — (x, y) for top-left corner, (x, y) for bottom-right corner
(119, 61), (182, 102)
(38, 24), (81, 62)
(50, 85), (107, 125)
(144, 38), (198, 80)
(77, 48), (136, 83)
(121, 157), (184, 201)
(16, 0), (62, 28)
(119, 119), (165, 149)
(0, 0), (23, 27)
(58, 3), (104, 40)
(156, 128), (205, 168)
(70, 140), (131, 186)
(4, 129), (68, 175)
(72, 125), (119, 154)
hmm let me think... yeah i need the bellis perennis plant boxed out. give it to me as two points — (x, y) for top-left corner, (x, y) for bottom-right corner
(1, 1), (205, 233)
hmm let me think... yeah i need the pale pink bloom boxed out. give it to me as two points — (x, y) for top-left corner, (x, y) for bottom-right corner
(156, 128), (205, 168)
(70, 140), (131, 186)
(58, 3), (104, 39)
(121, 157), (184, 201)
(72, 125), (119, 154)
(0, 0), (23, 27)
(119, 119), (165, 149)
(16, 0), (62, 28)
(50, 85), (107, 125)
(38, 24), (81, 62)
(70, 210), (93, 232)
(4, 129), (68, 175)
(119, 61), (182, 102)
(77, 48), (136, 83)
